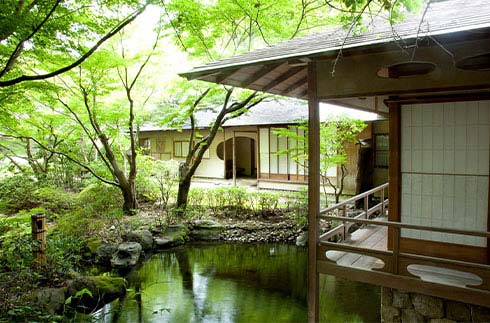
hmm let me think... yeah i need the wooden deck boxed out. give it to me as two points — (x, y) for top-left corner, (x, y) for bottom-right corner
(322, 217), (387, 270)
(320, 217), (484, 289)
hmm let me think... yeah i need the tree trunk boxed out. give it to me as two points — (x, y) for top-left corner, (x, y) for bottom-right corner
(176, 168), (191, 216)
(120, 181), (137, 215)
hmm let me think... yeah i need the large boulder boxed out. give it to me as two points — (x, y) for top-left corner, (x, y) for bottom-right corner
(111, 242), (142, 268)
(66, 276), (126, 313)
(123, 229), (154, 251)
(154, 224), (189, 249)
(95, 243), (117, 265)
(33, 287), (67, 314)
(189, 219), (224, 241)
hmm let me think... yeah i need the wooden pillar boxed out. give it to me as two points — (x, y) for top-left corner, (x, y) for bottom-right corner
(31, 213), (46, 264)
(224, 129), (227, 178)
(307, 61), (320, 322)
(233, 131), (237, 186)
(387, 102), (401, 250)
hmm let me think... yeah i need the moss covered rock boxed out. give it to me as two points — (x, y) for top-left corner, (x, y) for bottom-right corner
(31, 287), (67, 315)
(154, 224), (189, 249)
(123, 229), (154, 251)
(111, 242), (142, 268)
(189, 219), (224, 241)
(66, 276), (127, 313)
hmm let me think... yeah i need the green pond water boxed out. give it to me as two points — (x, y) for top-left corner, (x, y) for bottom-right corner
(93, 243), (380, 322)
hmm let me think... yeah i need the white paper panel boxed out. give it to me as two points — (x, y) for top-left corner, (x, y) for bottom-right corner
(400, 101), (490, 247)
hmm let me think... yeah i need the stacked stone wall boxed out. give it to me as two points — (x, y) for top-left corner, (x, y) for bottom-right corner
(381, 287), (490, 322)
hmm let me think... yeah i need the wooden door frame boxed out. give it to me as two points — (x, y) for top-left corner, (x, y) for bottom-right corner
(386, 94), (490, 264)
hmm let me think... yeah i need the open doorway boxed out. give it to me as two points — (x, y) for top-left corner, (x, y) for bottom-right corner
(217, 136), (257, 179)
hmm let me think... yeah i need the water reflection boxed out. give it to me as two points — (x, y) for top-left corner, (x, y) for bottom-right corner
(93, 243), (380, 322)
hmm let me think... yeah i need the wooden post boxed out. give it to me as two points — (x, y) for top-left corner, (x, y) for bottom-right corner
(307, 61), (320, 323)
(381, 187), (385, 216)
(224, 130), (227, 178)
(233, 131), (237, 186)
(31, 213), (46, 265)
(387, 102), (401, 251)
(393, 226), (400, 274)
(364, 196), (369, 219)
(342, 204), (347, 240)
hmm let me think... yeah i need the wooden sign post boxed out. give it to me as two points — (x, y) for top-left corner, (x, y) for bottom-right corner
(31, 214), (46, 265)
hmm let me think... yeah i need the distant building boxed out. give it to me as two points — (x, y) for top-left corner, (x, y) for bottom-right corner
(139, 99), (386, 192)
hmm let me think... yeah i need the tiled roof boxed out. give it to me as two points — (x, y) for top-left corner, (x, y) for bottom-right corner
(140, 99), (380, 132)
(140, 99), (308, 131)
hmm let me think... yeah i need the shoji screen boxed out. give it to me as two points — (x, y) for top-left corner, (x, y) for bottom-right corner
(400, 101), (490, 247)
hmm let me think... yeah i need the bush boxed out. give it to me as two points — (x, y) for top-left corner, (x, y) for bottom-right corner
(150, 159), (179, 209)
(76, 183), (122, 217)
(34, 186), (75, 214)
(249, 191), (280, 216)
(135, 155), (159, 202)
(43, 234), (84, 279)
(0, 174), (38, 213)
(188, 187), (209, 213)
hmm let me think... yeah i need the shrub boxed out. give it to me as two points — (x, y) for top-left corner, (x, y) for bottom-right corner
(43, 234), (84, 279)
(75, 183), (122, 216)
(249, 191), (280, 216)
(150, 159), (179, 209)
(135, 155), (159, 202)
(188, 187), (209, 213)
(0, 174), (38, 213)
(34, 186), (75, 214)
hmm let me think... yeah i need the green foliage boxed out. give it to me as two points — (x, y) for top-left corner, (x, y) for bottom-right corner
(137, 156), (179, 208)
(0, 173), (75, 215)
(0, 230), (33, 272)
(275, 117), (366, 205)
(33, 186), (75, 214)
(0, 173), (38, 213)
(136, 154), (160, 202)
(44, 234), (84, 278)
(248, 191), (281, 216)
(75, 183), (123, 217)
(65, 288), (93, 306)
(0, 0), (147, 87)
(165, 0), (421, 61)
(184, 186), (287, 218)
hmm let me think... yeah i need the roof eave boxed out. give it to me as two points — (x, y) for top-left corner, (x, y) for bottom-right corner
(179, 23), (490, 81)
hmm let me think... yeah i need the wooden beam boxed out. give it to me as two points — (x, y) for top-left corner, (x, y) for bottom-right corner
(298, 89), (308, 99)
(240, 63), (283, 87)
(317, 260), (490, 308)
(215, 69), (240, 83)
(307, 61), (320, 323)
(263, 66), (305, 92)
(281, 76), (307, 96)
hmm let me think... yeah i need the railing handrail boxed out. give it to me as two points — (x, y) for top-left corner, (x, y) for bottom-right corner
(320, 182), (389, 214)
(319, 214), (490, 239)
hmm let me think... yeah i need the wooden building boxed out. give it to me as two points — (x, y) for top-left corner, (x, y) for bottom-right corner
(180, 0), (490, 321)
(140, 99), (382, 193)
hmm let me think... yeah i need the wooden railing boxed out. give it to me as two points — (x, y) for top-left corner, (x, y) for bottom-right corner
(316, 206), (490, 307)
(319, 183), (389, 242)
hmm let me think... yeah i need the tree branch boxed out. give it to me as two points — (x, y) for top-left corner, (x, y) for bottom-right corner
(0, 0), (62, 78)
(0, 5), (147, 87)
(0, 134), (118, 186)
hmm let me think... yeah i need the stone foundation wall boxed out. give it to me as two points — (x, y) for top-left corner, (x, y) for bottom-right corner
(381, 287), (490, 322)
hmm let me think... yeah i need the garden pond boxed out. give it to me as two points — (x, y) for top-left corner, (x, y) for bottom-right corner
(92, 243), (380, 322)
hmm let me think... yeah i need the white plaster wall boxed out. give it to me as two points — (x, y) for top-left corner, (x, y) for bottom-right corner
(259, 128), (269, 174)
(400, 101), (490, 247)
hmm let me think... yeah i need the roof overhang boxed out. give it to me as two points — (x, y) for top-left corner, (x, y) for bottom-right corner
(180, 0), (490, 112)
